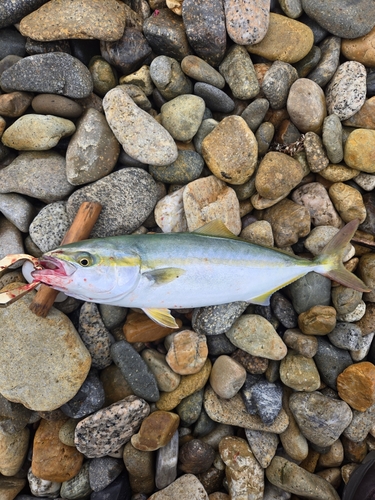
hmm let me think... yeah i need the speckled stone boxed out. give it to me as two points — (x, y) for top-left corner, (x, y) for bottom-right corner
(308, 36), (341, 88)
(262, 60), (298, 110)
(182, 0), (226, 67)
(111, 340), (159, 403)
(328, 323), (363, 351)
(218, 45), (259, 100)
(266, 456), (340, 500)
(150, 56), (192, 100)
(194, 82), (235, 113)
(329, 182), (367, 223)
(201, 116), (257, 185)
(32, 93), (83, 118)
(66, 168), (158, 237)
(150, 150), (204, 184)
(325, 61), (367, 121)
(61, 370), (105, 419)
(280, 350), (320, 391)
(249, 378), (283, 425)
(289, 391), (352, 447)
(28, 201), (69, 252)
(0, 216), (24, 260)
(246, 13), (314, 64)
(181, 55), (225, 89)
(344, 129), (375, 173)
(244, 429), (278, 468)
(66, 107), (120, 185)
(0, 52), (93, 97)
(314, 336), (353, 390)
(19, 0), (126, 42)
(224, 0), (269, 45)
(343, 403), (375, 442)
(90, 457), (123, 494)
(219, 436), (264, 500)
(192, 302), (248, 336)
(144, 8), (192, 61)
(27, 469), (59, 498)
(0, 193), (34, 234)
(287, 78), (326, 133)
(2, 114), (75, 150)
(0, 0), (49, 28)
(103, 86), (177, 166)
(148, 474), (209, 500)
(74, 396), (150, 458)
(301, 0), (375, 38)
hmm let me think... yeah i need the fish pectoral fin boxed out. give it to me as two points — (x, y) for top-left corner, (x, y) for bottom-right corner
(142, 308), (179, 328)
(143, 267), (186, 285)
(193, 220), (240, 240)
(248, 291), (272, 306)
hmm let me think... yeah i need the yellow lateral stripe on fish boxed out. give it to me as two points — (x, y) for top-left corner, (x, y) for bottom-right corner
(30, 219), (371, 328)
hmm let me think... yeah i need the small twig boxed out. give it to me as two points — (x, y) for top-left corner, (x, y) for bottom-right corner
(269, 134), (306, 157)
(29, 201), (102, 317)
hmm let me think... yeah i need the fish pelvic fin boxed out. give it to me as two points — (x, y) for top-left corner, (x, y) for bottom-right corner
(142, 307), (179, 328)
(316, 219), (371, 293)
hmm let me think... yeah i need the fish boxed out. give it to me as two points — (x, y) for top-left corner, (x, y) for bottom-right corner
(30, 219), (371, 328)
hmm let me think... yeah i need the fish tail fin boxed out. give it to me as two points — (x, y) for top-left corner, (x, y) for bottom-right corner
(315, 219), (371, 293)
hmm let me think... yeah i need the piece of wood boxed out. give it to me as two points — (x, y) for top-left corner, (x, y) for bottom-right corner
(29, 201), (102, 317)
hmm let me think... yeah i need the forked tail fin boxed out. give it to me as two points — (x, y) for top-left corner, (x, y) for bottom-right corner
(315, 219), (371, 293)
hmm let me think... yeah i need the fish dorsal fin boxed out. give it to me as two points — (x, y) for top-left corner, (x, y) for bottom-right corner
(193, 220), (240, 240)
(143, 267), (186, 285)
(142, 308), (179, 328)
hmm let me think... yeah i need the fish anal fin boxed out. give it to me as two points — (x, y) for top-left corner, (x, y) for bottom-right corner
(193, 220), (240, 239)
(143, 267), (185, 285)
(142, 308), (179, 328)
(324, 269), (371, 293)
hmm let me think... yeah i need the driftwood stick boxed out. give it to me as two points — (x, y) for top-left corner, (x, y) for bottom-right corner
(29, 201), (102, 317)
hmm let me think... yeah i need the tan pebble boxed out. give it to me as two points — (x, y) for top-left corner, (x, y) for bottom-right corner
(89, 56), (118, 97)
(262, 198), (311, 247)
(166, 0), (183, 15)
(283, 329), (318, 358)
(131, 410), (180, 451)
(0, 427), (29, 476)
(250, 192), (286, 210)
(298, 305), (337, 335)
(123, 311), (182, 343)
(156, 358), (211, 411)
(240, 220), (274, 247)
(183, 176), (242, 235)
(316, 468), (342, 489)
(344, 128), (375, 173)
(299, 448), (320, 473)
(318, 439), (344, 468)
(255, 151), (305, 200)
(239, 199), (253, 218)
(166, 330), (208, 375)
(320, 163), (360, 182)
(343, 96), (375, 130)
(337, 361), (375, 411)
(120, 65), (154, 96)
(280, 388), (308, 462)
(209, 493), (230, 500)
(0, 92), (33, 117)
(247, 13), (314, 63)
(286, 78), (327, 133)
(0, 477), (26, 499)
(202, 116), (258, 185)
(329, 182), (367, 223)
(32, 418), (83, 482)
(148, 473), (209, 499)
(141, 349), (181, 393)
(341, 26), (375, 68)
(355, 302), (375, 335)
(279, 350), (321, 392)
(341, 463), (360, 484)
(209, 355), (247, 399)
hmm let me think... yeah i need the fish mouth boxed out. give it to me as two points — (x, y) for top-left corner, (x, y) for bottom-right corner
(31, 255), (77, 282)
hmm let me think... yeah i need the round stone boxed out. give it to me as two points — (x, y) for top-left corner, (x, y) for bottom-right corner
(292, 182), (341, 228)
(150, 55), (192, 100)
(194, 81), (235, 113)
(344, 128), (375, 173)
(262, 60), (298, 110)
(209, 355), (247, 399)
(287, 78), (326, 133)
(279, 351), (320, 392)
(160, 94), (205, 141)
(342, 26), (375, 68)
(328, 182), (367, 223)
(165, 330), (208, 375)
(314, 336), (353, 390)
(308, 35), (341, 88)
(298, 305), (337, 335)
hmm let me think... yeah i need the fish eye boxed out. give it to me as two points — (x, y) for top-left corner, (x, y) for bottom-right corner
(76, 253), (93, 267)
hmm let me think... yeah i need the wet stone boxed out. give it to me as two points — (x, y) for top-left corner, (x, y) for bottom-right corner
(307, 35), (341, 88)
(0, 52), (93, 98)
(66, 107), (120, 185)
(101, 27), (152, 75)
(143, 8), (191, 61)
(66, 168), (158, 237)
(150, 150), (204, 184)
(60, 370), (105, 419)
(218, 45), (259, 100)
(74, 396), (150, 458)
(79, 302), (112, 370)
(289, 391), (352, 447)
(262, 61), (298, 110)
(314, 336), (353, 390)
(182, 0), (226, 67)
(181, 55), (225, 89)
(194, 82), (235, 113)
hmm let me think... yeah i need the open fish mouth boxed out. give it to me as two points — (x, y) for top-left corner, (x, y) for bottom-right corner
(31, 256), (77, 281)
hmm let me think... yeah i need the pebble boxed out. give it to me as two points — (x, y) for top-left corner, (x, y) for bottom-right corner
(154, 187), (187, 233)
(2, 113), (75, 150)
(218, 45), (259, 100)
(103, 87), (178, 166)
(325, 61), (367, 121)
(182, 176), (242, 234)
(120, 65), (154, 97)
(90, 470), (131, 500)
(0, 427), (29, 476)
(244, 429), (278, 468)
(155, 429), (178, 489)
(0, 193), (35, 233)
(0, 286), (91, 411)
(0, 91), (33, 117)
(287, 78), (326, 133)
(289, 391), (353, 447)
(322, 114), (344, 163)
(192, 302), (248, 336)
(279, 387), (309, 462)
(262, 61), (298, 110)
(150, 56), (192, 100)
(194, 82), (234, 113)
(232, 349), (269, 374)
(288, 272), (332, 314)
(123, 442), (155, 494)
(60, 370), (105, 419)
(303, 131), (330, 172)
(250, 378), (283, 425)
(308, 35), (341, 87)
(0, 151), (74, 203)
(66, 107), (120, 185)
(344, 128), (375, 173)
(320, 164), (359, 183)
(131, 410), (180, 451)
(181, 55), (225, 89)
(0, 217), (24, 260)
(240, 220), (274, 247)
(280, 350), (321, 391)
(111, 340), (160, 403)
(247, 13), (314, 64)
(356, 302), (375, 335)
(203, 385), (289, 433)
(19, 0), (126, 42)
(0, 52), (93, 98)
(179, 438), (215, 474)
(32, 93), (83, 118)
(89, 56), (118, 97)
(337, 361), (375, 411)
(59, 418), (78, 447)
(209, 355), (246, 399)
(32, 418), (83, 482)
(241, 98), (269, 132)
(165, 330), (208, 375)
(328, 322), (363, 351)
(343, 403), (375, 442)
(304, 226), (353, 259)
(283, 329), (318, 358)
(225, 314), (287, 361)
(266, 456), (340, 500)
(301, 0), (375, 38)
(61, 460), (92, 499)
(298, 305), (337, 335)
(66, 168), (158, 237)
(314, 336), (353, 390)
(74, 395), (150, 458)
(329, 181), (367, 223)
(27, 469), (60, 499)
(255, 152), (305, 200)
(176, 388), (204, 425)
(148, 473), (209, 500)
(219, 436), (264, 500)
(150, 150), (204, 184)
(182, 0), (226, 67)
(29, 201), (69, 252)
(123, 311), (182, 344)
(141, 349), (181, 393)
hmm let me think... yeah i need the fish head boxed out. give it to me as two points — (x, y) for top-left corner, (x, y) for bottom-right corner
(31, 239), (141, 303)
